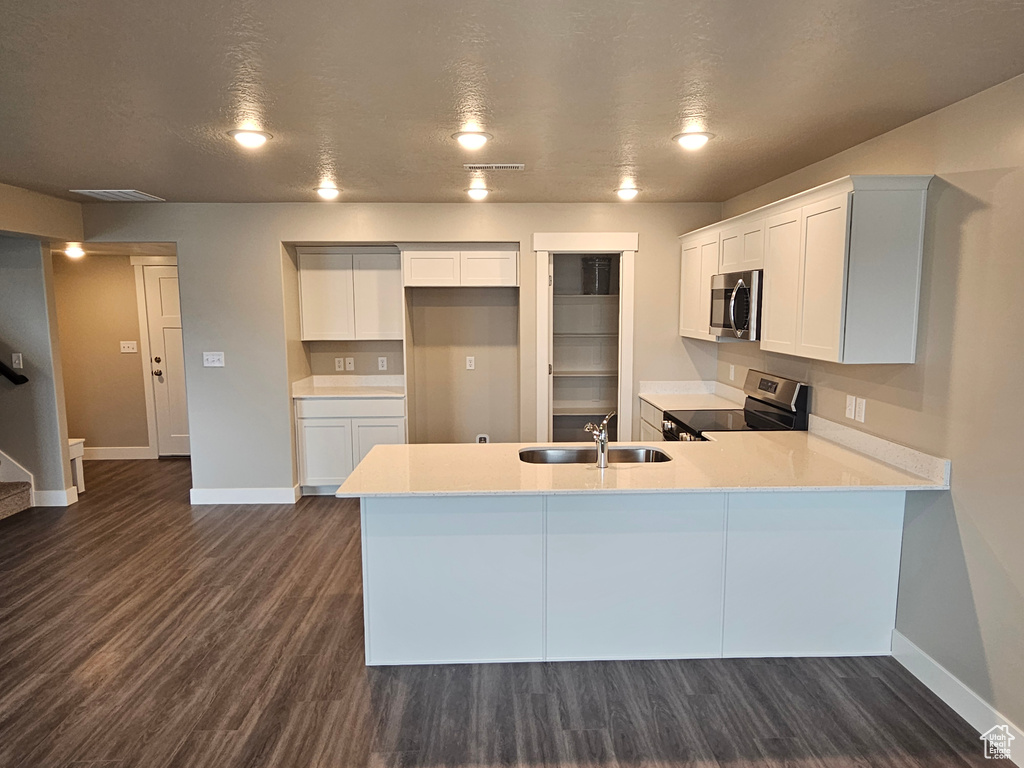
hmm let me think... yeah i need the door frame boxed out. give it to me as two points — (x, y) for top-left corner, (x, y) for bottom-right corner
(533, 232), (638, 442)
(131, 254), (179, 459)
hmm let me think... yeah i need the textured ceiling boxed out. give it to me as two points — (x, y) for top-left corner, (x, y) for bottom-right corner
(2, 0), (1024, 203)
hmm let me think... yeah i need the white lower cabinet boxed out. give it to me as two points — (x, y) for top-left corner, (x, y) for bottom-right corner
(639, 418), (663, 442)
(296, 399), (406, 490)
(546, 493), (726, 660)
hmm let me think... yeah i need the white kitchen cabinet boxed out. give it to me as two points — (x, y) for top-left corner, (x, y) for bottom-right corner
(678, 231), (718, 341)
(733, 175), (931, 364)
(298, 248), (403, 341)
(719, 215), (765, 272)
(402, 248), (519, 287)
(546, 493), (726, 660)
(296, 397), (406, 492)
(639, 418), (663, 442)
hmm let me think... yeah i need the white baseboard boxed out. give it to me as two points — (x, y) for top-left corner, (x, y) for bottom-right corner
(84, 446), (158, 460)
(189, 485), (300, 505)
(301, 485), (343, 496)
(32, 486), (79, 507)
(893, 631), (1023, 766)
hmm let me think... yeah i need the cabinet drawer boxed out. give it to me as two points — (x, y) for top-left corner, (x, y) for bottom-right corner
(639, 398), (662, 427)
(295, 397), (406, 419)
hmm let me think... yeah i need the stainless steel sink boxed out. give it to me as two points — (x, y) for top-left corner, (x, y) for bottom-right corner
(519, 447), (672, 465)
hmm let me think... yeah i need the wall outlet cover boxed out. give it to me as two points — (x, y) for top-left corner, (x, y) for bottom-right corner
(466, 356), (475, 370)
(377, 356), (388, 371)
(855, 397), (866, 423)
(203, 351), (225, 368)
(845, 395), (857, 419)
(335, 357), (345, 371)
(120, 341), (138, 353)
(345, 357), (355, 371)
(476, 434), (489, 443)
(11, 353), (23, 369)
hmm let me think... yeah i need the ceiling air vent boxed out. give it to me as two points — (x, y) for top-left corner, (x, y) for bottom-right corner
(463, 163), (525, 171)
(70, 189), (166, 202)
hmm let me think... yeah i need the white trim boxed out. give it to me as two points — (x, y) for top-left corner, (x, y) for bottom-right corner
(133, 265), (160, 455)
(300, 485), (344, 496)
(535, 250), (551, 441)
(189, 485), (301, 505)
(893, 631), (1023, 766)
(32, 486), (79, 507)
(532, 232), (639, 253)
(83, 446), (157, 460)
(617, 250), (635, 440)
(129, 255), (177, 266)
(809, 415), (951, 486)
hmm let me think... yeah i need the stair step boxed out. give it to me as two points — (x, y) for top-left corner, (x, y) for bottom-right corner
(0, 481), (32, 520)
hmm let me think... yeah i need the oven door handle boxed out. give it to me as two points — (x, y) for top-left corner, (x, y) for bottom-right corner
(729, 279), (745, 338)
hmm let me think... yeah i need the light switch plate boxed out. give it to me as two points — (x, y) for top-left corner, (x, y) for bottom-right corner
(377, 356), (388, 371)
(466, 356), (475, 370)
(203, 351), (225, 368)
(845, 395), (856, 419)
(120, 341), (137, 353)
(855, 397), (866, 423)
(345, 357), (355, 371)
(11, 353), (23, 369)
(335, 357), (345, 371)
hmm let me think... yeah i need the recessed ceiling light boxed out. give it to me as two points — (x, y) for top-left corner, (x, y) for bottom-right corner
(65, 244), (85, 259)
(466, 187), (490, 200)
(616, 187), (640, 201)
(673, 131), (714, 150)
(316, 185), (340, 200)
(228, 129), (272, 149)
(453, 131), (493, 150)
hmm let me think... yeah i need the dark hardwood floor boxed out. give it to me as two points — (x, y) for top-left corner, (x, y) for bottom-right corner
(0, 459), (988, 767)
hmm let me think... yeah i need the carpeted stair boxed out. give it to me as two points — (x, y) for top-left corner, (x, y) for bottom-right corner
(0, 481), (32, 521)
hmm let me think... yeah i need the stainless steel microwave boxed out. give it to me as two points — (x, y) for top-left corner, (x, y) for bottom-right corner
(710, 269), (762, 340)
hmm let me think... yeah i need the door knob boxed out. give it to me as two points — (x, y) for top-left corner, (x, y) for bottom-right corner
(153, 356), (161, 363)
(153, 369), (163, 377)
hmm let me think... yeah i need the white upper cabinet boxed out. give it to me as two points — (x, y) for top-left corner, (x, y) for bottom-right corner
(402, 247), (519, 287)
(719, 215), (765, 272)
(678, 231), (719, 341)
(760, 208), (802, 355)
(794, 193), (851, 362)
(298, 248), (403, 341)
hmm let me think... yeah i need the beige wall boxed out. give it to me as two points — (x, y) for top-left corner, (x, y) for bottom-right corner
(0, 238), (72, 492)
(715, 73), (1024, 727)
(307, 341), (405, 376)
(83, 202), (721, 492)
(52, 254), (150, 448)
(409, 287), (519, 444)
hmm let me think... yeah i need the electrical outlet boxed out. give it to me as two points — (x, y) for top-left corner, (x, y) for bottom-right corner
(120, 341), (137, 353)
(335, 357), (345, 371)
(11, 353), (23, 369)
(855, 397), (866, 423)
(845, 395), (856, 419)
(476, 434), (489, 443)
(729, 364), (735, 381)
(345, 357), (355, 371)
(377, 356), (388, 371)
(466, 356), (475, 370)
(203, 351), (225, 368)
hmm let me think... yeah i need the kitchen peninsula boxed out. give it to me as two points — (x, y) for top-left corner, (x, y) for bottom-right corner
(338, 428), (949, 666)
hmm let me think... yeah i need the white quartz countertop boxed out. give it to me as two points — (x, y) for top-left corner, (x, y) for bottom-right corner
(336, 432), (947, 498)
(640, 392), (742, 412)
(292, 376), (405, 399)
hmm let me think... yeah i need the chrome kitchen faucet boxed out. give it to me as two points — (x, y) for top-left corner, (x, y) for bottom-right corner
(584, 411), (616, 469)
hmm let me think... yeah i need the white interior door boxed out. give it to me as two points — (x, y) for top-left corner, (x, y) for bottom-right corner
(144, 266), (190, 455)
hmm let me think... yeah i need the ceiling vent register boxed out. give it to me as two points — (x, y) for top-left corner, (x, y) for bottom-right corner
(463, 163), (525, 171)
(70, 189), (166, 202)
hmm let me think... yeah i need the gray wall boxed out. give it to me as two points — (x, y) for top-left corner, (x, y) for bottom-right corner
(0, 237), (72, 492)
(713, 73), (1024, 727)
(52, 254), (149, 448)
(83, 202), (722, 492)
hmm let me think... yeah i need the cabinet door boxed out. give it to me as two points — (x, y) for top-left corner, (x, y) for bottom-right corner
(403, 250), (461, 286)
(298, 252), (355, 340)
(546, 493), (726, 660)
(352, 417), (406, 465)
(353, 253), (404, 340)
(297, 417), (353, 486)
(760, 209), (802, 354)
(720, 219), (765, 272)
(795, 193), (850, 363)
(460, 250), (518, 287)
(679, 234), (716, 340)
(639, 419), (663, 442)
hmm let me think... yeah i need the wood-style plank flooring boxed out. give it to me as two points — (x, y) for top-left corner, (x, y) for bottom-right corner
(0, 459), (988, 767)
